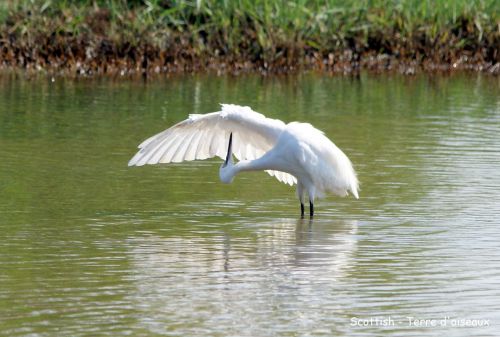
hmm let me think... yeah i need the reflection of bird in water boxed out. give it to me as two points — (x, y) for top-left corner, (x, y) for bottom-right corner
(127, 217), (358, 285)
(125, 217), (358, 334)
(128, 104), (359, 217)
(292, 218), (358, 272)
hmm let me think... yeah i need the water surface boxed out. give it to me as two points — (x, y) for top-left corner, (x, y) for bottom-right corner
(1, 74), (499, 336)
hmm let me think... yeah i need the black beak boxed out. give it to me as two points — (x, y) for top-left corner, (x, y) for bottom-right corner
(224, 132), (233, 166)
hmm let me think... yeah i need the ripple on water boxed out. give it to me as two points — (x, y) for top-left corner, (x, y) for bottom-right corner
(1, 75), (500, 336)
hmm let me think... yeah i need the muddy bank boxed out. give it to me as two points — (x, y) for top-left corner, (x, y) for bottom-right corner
(1, 6), (499, 77)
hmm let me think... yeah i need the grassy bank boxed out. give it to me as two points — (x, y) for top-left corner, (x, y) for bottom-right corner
(1, 0), (499, 76)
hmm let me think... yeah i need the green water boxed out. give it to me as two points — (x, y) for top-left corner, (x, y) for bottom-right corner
(1, 74), (499, 336)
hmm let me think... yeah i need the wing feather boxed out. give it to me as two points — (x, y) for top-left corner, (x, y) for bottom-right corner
(184, 130), (204, 161)
(129, 104), (296, 185)
(161, 133), (186, 163)
(265, 170), (297, 186)
(197, 129), (215, 160)
(143, 131), (179, 165)
(150, 134), (178, 164)
(172, 131), (198, 163)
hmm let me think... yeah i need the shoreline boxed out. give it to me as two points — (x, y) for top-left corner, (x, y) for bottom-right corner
(2, 37), (497, 77)
(1, 1), (498, 77)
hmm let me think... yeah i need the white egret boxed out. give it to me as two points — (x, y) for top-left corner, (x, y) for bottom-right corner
(128, 104), (359, 216)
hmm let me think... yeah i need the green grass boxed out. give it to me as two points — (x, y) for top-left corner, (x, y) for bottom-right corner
(1, 0), (498, 73)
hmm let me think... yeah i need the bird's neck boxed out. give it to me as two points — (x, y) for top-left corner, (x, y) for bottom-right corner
(234, 157), (272, 174)
(220, 157), (274, 184)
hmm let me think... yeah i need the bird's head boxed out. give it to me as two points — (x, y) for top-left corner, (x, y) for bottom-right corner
(219, 132), (235, 184)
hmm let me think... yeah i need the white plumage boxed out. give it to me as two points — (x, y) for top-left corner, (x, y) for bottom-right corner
(129, 104), (358, 216)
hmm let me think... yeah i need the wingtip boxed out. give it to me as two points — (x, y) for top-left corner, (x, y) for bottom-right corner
(127, 154), (142, 167)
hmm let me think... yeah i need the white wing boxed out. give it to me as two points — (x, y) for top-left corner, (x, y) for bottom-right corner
(128, 104), (297, 186)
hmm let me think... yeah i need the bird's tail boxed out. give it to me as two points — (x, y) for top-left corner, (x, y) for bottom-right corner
(351, 185), (359, 199)
(347, 169), (359, 199)
(350, 177), (359, 199)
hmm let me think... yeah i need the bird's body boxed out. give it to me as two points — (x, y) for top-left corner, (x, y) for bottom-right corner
(129, 104), (358, 216)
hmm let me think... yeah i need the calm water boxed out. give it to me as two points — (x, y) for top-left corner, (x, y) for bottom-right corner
(0, 74), (499, 336)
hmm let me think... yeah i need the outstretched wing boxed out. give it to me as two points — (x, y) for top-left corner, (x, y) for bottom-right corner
(128, 104), (297, 186)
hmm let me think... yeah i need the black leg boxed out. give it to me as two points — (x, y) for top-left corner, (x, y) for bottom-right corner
(310, 201), (314, 217)
(300, 203), (305, 217)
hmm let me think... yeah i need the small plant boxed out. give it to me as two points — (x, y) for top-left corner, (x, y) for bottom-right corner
(0, 0), (498, 75)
